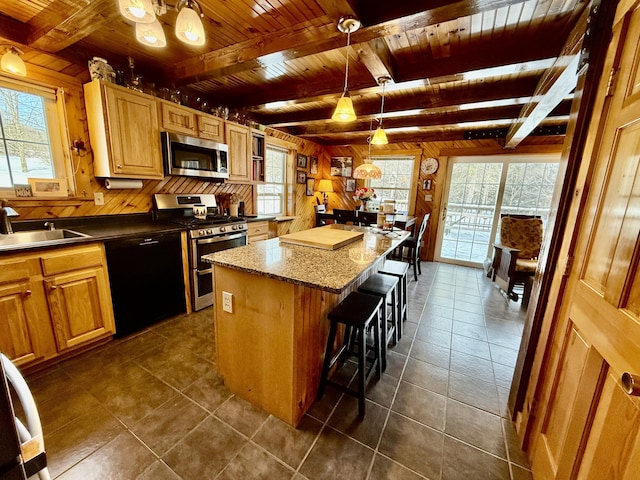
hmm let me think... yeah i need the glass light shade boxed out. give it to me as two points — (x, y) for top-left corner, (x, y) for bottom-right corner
(119, 0), (156, 23)
(332, 94), (356, 122)
(176, 6), (206, 46)
(1, 49), (26, 76)
(370, 126), (388, 145)
(317, 179), (334, 193)
(353, 162), (382, 179)
(136, 19), (166, 47)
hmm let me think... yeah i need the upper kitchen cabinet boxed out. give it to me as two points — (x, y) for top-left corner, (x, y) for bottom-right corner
(225, 121), (251, 183)
(84, 79), (164, 179)
(251, 129), (266, 183)
(159, 101), (225, 142)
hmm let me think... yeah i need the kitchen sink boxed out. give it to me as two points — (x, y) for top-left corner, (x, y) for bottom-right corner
(0, 229), (91, 247)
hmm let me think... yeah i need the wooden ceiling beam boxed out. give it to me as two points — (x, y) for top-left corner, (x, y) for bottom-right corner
(286, 101), (572, 136)
(225, 30), (560, 109)
(504, 5), (589, 148)
(0, 13), (29, 45)
(355, 38), (397, 82)
(259, 76), (542, 126)
(27, 0), (118, 52)
(171, 0), (528, 85)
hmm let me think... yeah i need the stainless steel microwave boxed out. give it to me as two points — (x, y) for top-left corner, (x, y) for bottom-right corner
(161, 131), (229, 180)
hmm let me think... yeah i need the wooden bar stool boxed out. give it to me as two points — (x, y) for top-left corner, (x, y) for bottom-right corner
(358, 273), (399, 371)
(378, 259), (409, 340)
(318, 291), (383, 418)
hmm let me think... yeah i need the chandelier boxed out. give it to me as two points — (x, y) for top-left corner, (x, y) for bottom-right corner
(118, 0), (206, 47)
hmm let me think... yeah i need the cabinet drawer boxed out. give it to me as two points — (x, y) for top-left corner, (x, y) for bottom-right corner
(0, 259), (30, 284)
(248, 222), (268, 236)
(40, 245), (104, 276)
(249, 233), (269, 243)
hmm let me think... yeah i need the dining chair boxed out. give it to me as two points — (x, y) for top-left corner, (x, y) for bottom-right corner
(400, 213), (430, 281)
(333, 209), (358, 224)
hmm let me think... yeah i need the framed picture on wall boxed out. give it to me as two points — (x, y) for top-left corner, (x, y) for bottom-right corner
(296, 170), (306, 184)
(306, 177), (315, 196)
(330, 157), (352, 177)
(423, 179), (432, 190)
(310, 156), (318, 175)
(346, 178), (356, 192)
(297, 153), (308, 169)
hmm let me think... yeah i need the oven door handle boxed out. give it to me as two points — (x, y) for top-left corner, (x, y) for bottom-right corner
(196, 232), (247, 245)
(196, 268), (212, 276)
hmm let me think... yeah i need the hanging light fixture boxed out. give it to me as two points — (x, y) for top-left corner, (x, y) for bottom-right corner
(353, 119), (383, 179)
(175, 0), (206, 46)
(119, 0), (206, 48)
(119, 0), (156, 23)
(0, 46), (26, 77)
(135, 18), (167, 47)
(371, 75), (391, 145)
(332, 16), (360, 122)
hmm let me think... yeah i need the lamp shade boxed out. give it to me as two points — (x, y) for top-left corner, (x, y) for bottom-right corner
(176, 5), (206, 46)
(353, 163), (382, 179)
(1, 48), (26, 76)
(317, 179), (334, 193)
(331, 94), (356, 122)
(119, 0), (156, 23)
(136, 18), (166, 47)
(370, 126), (388, 145)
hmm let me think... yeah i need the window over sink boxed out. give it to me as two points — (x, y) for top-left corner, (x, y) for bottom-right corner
(0, 77), (70, 194)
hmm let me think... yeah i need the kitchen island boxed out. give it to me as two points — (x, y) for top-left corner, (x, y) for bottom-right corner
(203, 224), (409, 426)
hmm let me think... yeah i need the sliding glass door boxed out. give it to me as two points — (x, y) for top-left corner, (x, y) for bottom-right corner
(435, 155), (560, 267)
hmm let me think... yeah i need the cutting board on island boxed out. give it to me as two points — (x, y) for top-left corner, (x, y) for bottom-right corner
(279, 226), (364, 250)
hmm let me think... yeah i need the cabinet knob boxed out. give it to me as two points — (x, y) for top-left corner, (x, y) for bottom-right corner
(24, 289), (32, 296)
(622, 373), (640, 396)
(50, 285), (58, 290)
(116, 164), (122, 169)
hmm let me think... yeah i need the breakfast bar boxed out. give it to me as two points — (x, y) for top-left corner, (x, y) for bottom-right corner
(203, 224), (408, 426)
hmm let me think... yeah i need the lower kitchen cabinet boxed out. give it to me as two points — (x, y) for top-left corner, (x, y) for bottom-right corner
(0, 244), (115, 368)
(247, 221), (270, 243)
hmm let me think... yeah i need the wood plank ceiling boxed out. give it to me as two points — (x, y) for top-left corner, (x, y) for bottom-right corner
(0, 0), (590, 146)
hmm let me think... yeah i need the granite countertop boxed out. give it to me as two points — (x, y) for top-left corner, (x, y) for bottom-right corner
(204, 224), (409, 293)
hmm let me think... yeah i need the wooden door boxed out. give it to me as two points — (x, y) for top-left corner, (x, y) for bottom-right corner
(225, 122), (251, 182)
(529, 3), (640, 478)
(0, 280), (39, 365)
(105, 85), (163, 178)
(46, 267), (115, 351)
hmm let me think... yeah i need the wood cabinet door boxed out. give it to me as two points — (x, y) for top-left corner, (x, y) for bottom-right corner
(529, 4), (640, 478)
(104, 86), (163, 178)
(225, 122), (251, 182)
(45, 267), (115, 351)
(0, 280), (40, 365)
(161, 102), (197, 136)
(198, 115), (224, 142)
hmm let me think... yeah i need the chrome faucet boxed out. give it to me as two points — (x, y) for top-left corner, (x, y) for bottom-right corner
(44, 222), (55, 231)
(0, 199), (19, 234)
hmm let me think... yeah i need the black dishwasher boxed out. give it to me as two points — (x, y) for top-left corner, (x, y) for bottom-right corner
(104, 231), (186, 337)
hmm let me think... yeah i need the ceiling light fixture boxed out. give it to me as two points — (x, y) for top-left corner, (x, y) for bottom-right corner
(135, 18), (167, 47)
(119, 0), (156, 23)
(371, 75), (391, 145)
(175, 0), (206, 46)
(332, 16), (360, 122)
(120, 0), (206, 48)
(0, 46), (26, 77)
(353, 119), (383, 179)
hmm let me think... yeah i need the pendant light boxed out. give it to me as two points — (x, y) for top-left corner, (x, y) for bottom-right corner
(371, 76), (391, 145)
(332, 16), (360, 122)
(175, 0), (206, 46)
(135, 18), (167, 47)
(0, 46), (26, 76)
(353, 119), (383, 179)
(119, 0), (156, 23)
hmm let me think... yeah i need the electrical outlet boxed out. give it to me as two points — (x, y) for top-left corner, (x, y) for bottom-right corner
(94, 192), (104, 205)
(222, 291), (233, 313)
(424, 194), (433, 202)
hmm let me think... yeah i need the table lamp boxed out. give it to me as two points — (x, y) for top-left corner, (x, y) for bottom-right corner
(317, 179), (334, 209)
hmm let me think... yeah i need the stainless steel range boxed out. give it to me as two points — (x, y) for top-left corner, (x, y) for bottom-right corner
(154, 193), (248, 311)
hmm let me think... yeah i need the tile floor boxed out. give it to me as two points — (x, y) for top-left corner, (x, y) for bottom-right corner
(20, 262), (532, 479)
